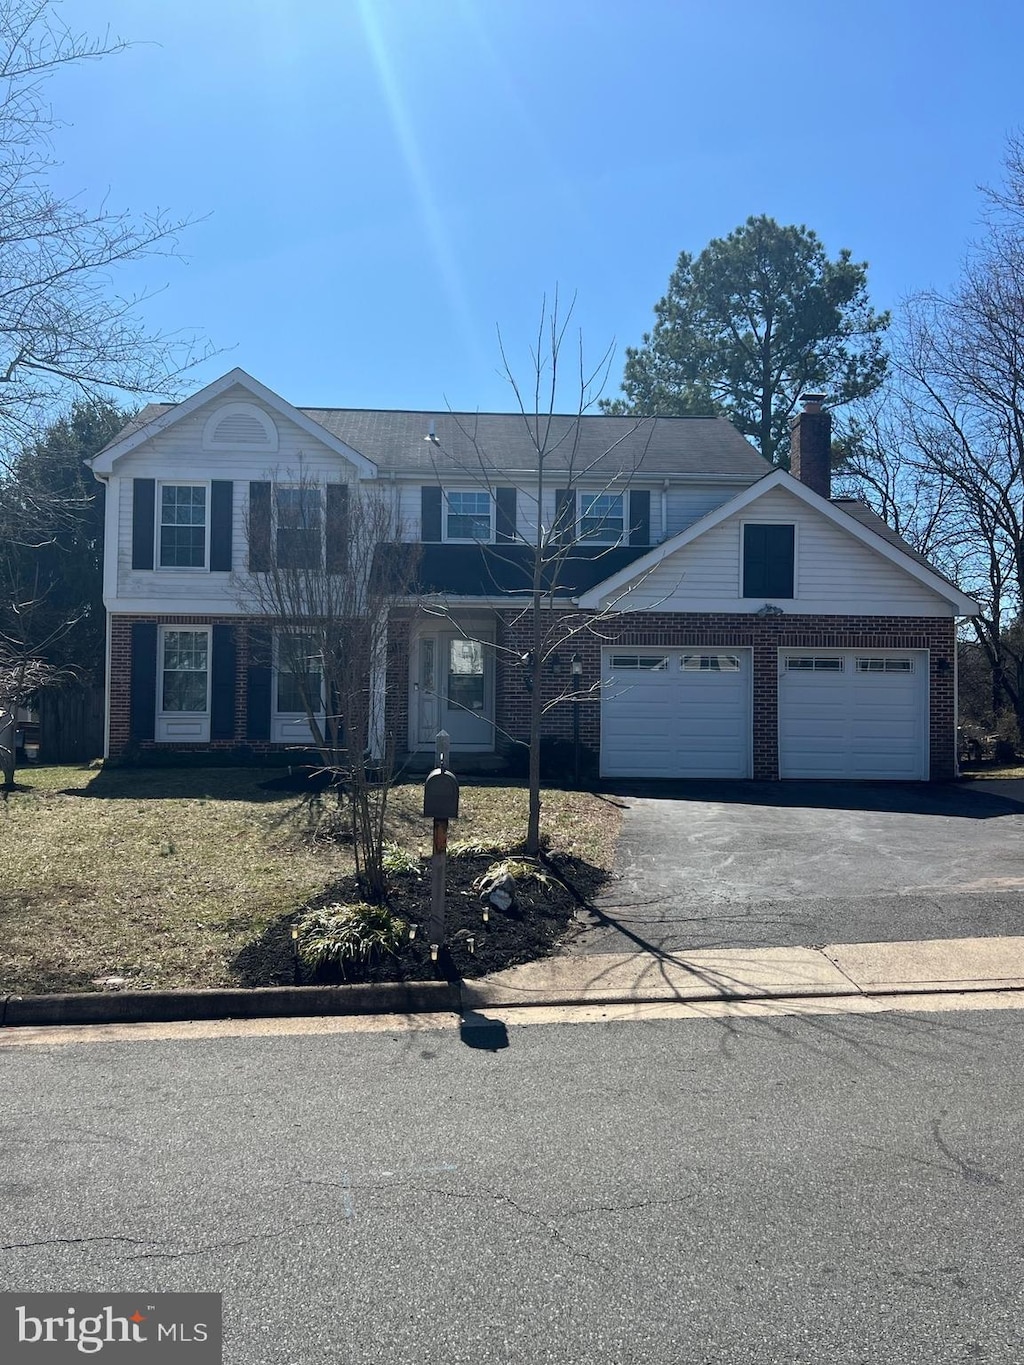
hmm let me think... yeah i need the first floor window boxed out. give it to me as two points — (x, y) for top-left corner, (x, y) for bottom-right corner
(276, 487), (322, 568)
(161, 629), (209, 711)
(160, 484), (207, 567)
(580, 493), (624, 542)
(276, 634), (324, 714)
(445, 491), (492, 541)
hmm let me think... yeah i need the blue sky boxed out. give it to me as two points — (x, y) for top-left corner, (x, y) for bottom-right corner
(58, 0), (1024, 413)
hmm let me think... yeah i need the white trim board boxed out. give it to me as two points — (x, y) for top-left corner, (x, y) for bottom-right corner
(89, 368), (378, 477)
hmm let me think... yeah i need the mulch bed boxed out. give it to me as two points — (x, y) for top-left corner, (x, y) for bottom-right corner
(232, 851), (607, 987)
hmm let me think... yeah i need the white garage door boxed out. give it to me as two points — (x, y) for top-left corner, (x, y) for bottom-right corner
(601, 649), (751, 778)
(778, 650), (929, 780)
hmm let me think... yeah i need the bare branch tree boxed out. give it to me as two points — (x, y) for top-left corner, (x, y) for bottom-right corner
(0, 1), (213, 454)
(429, 292), (655, 853)
(237, 473), (420, 902)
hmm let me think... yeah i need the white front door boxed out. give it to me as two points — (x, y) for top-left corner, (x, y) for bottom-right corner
(415, 628), (495, 751)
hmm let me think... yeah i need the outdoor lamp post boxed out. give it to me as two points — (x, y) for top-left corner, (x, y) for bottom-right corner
(571, 653), (582, 784)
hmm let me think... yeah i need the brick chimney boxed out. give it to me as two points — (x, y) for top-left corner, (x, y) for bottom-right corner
(789, 393), (832, 499)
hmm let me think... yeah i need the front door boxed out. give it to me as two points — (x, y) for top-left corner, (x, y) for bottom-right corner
(415, 628), (494, 750)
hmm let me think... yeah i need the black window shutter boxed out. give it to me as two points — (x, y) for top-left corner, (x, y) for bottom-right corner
(743, 524), (794, 598)
(131, 479), (155, 570)
(129, 622), (157, 740)
(764, 524), (795, 597)
(554, 489), (576, 545)
(495, 486), (517, 543)
(629, 489), (650, 546)
(421, 486), (442, 542)
(248, 482), (271, 572)
(246, 626), (272, 741)
(209, 481), (233, 572)
(210, 625), (237, 741)
(743, 524), (767, 597)
(326, 483), (349, 573)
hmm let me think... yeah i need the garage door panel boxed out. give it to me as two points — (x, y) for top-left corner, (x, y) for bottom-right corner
(601, 649), (751, 779)
(779, 651), (927, 781)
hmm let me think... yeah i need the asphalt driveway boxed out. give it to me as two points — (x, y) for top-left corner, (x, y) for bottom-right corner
(575, 779), (1024, 955)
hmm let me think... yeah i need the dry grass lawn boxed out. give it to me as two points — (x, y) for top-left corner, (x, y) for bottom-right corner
(0, 764), (621, 995)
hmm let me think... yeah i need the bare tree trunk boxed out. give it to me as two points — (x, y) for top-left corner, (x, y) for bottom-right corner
(0, 710), (15, 786)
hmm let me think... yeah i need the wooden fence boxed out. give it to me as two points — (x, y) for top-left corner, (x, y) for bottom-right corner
(39, 684), (104, 763)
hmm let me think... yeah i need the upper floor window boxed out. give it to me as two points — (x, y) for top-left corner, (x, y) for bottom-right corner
(445, 491), (492, 542)
(742, 523), (795, 598)
(159, 484), (207, 568)
(276, 487), (321, 569)
(580, 493), (624, 543)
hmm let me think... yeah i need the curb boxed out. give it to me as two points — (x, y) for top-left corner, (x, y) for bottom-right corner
(0, 981), (459, 1028)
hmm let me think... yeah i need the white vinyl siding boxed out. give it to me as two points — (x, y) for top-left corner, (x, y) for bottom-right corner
(601, 647), (752, 778)
(600, 486), (956, 616)
(112, 386), (364, 610)
(778, 649), (929, 780)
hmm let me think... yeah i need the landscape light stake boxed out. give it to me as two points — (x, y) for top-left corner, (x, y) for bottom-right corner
(291, 925), (300, 985)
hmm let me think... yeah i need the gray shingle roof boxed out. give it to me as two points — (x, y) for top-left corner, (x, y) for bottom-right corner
(104, 403), (767, 477)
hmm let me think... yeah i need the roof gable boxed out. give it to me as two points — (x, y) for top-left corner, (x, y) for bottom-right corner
(89, 368), (377, 476)
(578, 469), (980, 614)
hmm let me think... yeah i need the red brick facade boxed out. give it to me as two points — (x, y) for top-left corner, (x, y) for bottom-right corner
(112, 609), (957, 780)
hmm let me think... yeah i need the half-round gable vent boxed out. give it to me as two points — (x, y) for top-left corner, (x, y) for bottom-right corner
(202, 402), (279, 452)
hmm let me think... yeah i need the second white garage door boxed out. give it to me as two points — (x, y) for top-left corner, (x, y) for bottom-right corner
(601, 648), (752, 778)
(778, 650), (929, 780)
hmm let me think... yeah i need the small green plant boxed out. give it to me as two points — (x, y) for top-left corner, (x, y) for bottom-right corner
(449, 837), (521, 859)
(381, 841), (420, 876)
(475, 857), (558, 894)
(294, 902), (409, 973)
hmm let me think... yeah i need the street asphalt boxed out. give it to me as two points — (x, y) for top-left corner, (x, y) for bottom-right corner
(2, 1005), (1024, 1363)
(577, 778), (1024, 955)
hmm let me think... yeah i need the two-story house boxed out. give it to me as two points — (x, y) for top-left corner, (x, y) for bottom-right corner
(89, 368), (978, 781)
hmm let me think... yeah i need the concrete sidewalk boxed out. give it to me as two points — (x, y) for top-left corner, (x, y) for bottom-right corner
(462, 934), (1024, 1010)
(3, 935), (1024, 1028)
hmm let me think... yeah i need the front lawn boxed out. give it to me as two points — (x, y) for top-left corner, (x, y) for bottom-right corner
(0, 765), (620, 995)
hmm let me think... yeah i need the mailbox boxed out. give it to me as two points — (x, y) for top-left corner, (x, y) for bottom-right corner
(423, 767), (460, 819)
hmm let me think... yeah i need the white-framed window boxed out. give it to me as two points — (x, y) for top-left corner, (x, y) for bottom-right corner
(856, 658), (914, 674)
(682, 653), (741, 672)
(276, 486), (322, 568)
(444, 490), (493, 542)
(159, 483), (208, 568)
(156, 626), (211, 743)
(275, 633), (325, 716)
(786, 656), (843, 672)
(580, 492), (624, 543)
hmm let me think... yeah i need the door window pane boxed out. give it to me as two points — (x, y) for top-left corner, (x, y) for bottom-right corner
(448, 638), (485, 711)
(162, 630), (208, 711)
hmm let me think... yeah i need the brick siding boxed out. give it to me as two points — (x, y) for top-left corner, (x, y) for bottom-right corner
(115, 610), (957, 780)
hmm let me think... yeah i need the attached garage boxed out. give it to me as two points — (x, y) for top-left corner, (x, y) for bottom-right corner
(600, 648), (752, 779)
(778, 650), (929, 780)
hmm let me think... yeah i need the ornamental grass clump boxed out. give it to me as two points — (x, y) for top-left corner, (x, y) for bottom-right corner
(294, 902), (409, 974)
